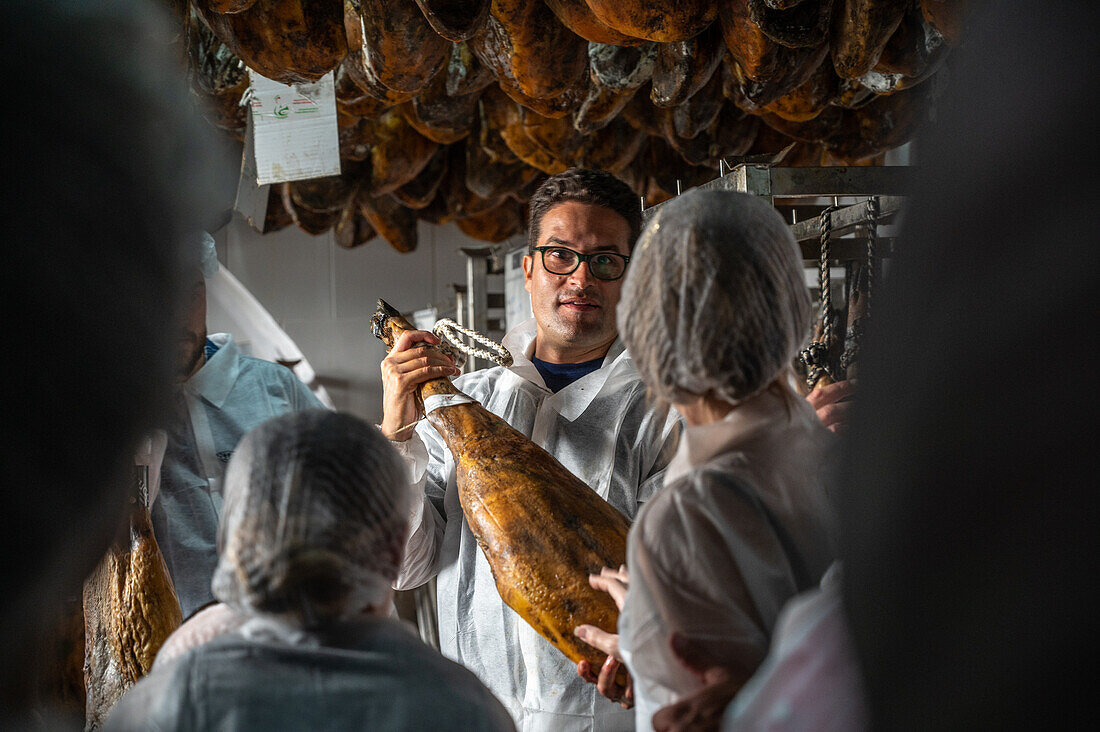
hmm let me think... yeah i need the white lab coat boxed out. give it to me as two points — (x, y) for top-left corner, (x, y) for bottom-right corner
(617, 382), (836, 730)
(722, 563), (869, 731)
(393, 319), (682, 731)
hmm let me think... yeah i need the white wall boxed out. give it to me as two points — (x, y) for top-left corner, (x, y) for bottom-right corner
(211, 214), (525, 423)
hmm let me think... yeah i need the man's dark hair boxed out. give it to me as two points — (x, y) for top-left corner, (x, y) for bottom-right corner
(526, 168), (642, 253)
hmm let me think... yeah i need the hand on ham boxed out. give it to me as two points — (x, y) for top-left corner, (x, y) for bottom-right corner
(806, 379), (858, 433)
(575, 566), (633, 709)
(651, 633), (752, 732)
(379, 329), (459, 441)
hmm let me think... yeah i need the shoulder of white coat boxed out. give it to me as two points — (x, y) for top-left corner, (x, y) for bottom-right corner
(639, 465), (756, 537)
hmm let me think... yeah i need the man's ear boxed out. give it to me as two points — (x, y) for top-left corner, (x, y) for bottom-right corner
(523, 254), (533, 293)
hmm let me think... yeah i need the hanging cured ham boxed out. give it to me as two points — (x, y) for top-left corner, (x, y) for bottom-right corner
(196, 0), (346, 85)
(650, 23), (724, 108)
(824, 83), (932, 162)
(831, 0), (910, 79)
(413, 0), (490, 42)
(390, 147), (449, 210)
(920, 0), (969, 45)
(281, 182), (344, 235)
(333, 187), (378, 248)
(367, 110), (441, 195)
(343, 0), (449, 95)
(762, 52), (839, 121)
(749, 0), (832, 49)
(544, 0), (647, 46)
(372, 301), (630, 683)
(83, 467), (182, 729)
(195, 0), (259, 13)
(471, 1), (588, 102)
(163, 0), (962, 243)
(455, 199), (525, 242)
(574, 80), (638, 135)
(360, 191), (419, 252)
(187, 9), (249, 140)
(576, 117), (647, 172)
(482, 86), (570, 174)
(400, 70), (481, 145)
(581, 0), (717, 43)
(441, 145), (510, 219)
(669, 70), (725, 139)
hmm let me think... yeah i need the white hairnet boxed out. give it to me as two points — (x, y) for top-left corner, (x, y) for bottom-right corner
(619, 189), (812, 405)
(211, 410), (412, 628)
(198, 230), (219, 278)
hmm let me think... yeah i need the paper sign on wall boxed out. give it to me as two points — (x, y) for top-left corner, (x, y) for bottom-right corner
(248, 70), (340, 185)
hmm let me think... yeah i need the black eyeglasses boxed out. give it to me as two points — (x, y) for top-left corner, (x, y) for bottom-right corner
(531, 246), (631, 281)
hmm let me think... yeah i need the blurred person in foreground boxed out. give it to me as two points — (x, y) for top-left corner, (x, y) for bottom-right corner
(152, 231), (324, 621)
(666, 2), (1098, 728)
(834, 1), (1099, 727)
(105, 410), (514, 731)
(0, 0), (227, 724)
(575, 189), (838, 730)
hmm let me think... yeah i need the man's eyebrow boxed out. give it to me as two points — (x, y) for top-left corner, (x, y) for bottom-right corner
(544, 236), (621, 252)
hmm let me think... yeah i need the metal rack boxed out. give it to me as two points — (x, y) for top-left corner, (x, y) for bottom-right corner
(642, 164), (911, 264)
(643, 164), (912, 387)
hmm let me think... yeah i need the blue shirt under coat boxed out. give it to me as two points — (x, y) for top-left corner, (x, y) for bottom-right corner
(531, 356), (604, 393)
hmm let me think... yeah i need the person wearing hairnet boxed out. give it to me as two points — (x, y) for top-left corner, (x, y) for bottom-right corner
(151, 233), (325, 619)
(574, 189), (837, 730)
(105, 410), (515, 731)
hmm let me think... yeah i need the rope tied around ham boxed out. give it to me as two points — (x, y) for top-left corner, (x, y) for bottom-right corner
(433, 318), (513, 367)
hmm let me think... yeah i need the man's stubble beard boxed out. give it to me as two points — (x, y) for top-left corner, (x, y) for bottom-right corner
(546, 306), (615, 349)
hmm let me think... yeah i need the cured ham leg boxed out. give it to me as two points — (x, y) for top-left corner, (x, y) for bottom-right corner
(83, 466), (182, 729)
(372, 300), (629, 683)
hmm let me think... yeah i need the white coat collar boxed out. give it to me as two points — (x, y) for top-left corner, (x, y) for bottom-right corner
(185, 332), (241, 409)
(500, 318), (633, 422)
(663, 380), (819, 486)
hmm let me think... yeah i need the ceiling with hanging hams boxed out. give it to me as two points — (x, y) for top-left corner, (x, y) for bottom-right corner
(180, 1), (963, 252)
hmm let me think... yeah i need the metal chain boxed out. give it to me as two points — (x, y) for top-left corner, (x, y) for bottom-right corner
(433, 319), (514, 367)
(799, 204), (841, 388)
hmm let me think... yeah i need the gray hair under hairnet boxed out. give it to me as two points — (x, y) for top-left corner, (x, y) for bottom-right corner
(619, 189), (812, 405)
(212, 410), (411, 627)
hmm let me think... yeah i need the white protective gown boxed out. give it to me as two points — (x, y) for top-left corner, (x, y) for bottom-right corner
(393, 319), (682, 732)
(151, 333), (324, 618)
(104, 616), (515, 732)
(722, 563), (869, 731)
(617, 382), (836, 730)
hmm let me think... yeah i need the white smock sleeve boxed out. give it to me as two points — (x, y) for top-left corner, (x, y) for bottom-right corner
(391, 423), (448, 591)
(619, 470), (787, 729)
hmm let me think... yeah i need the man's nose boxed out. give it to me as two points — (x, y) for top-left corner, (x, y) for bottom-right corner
(567, 260), (597, 287)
